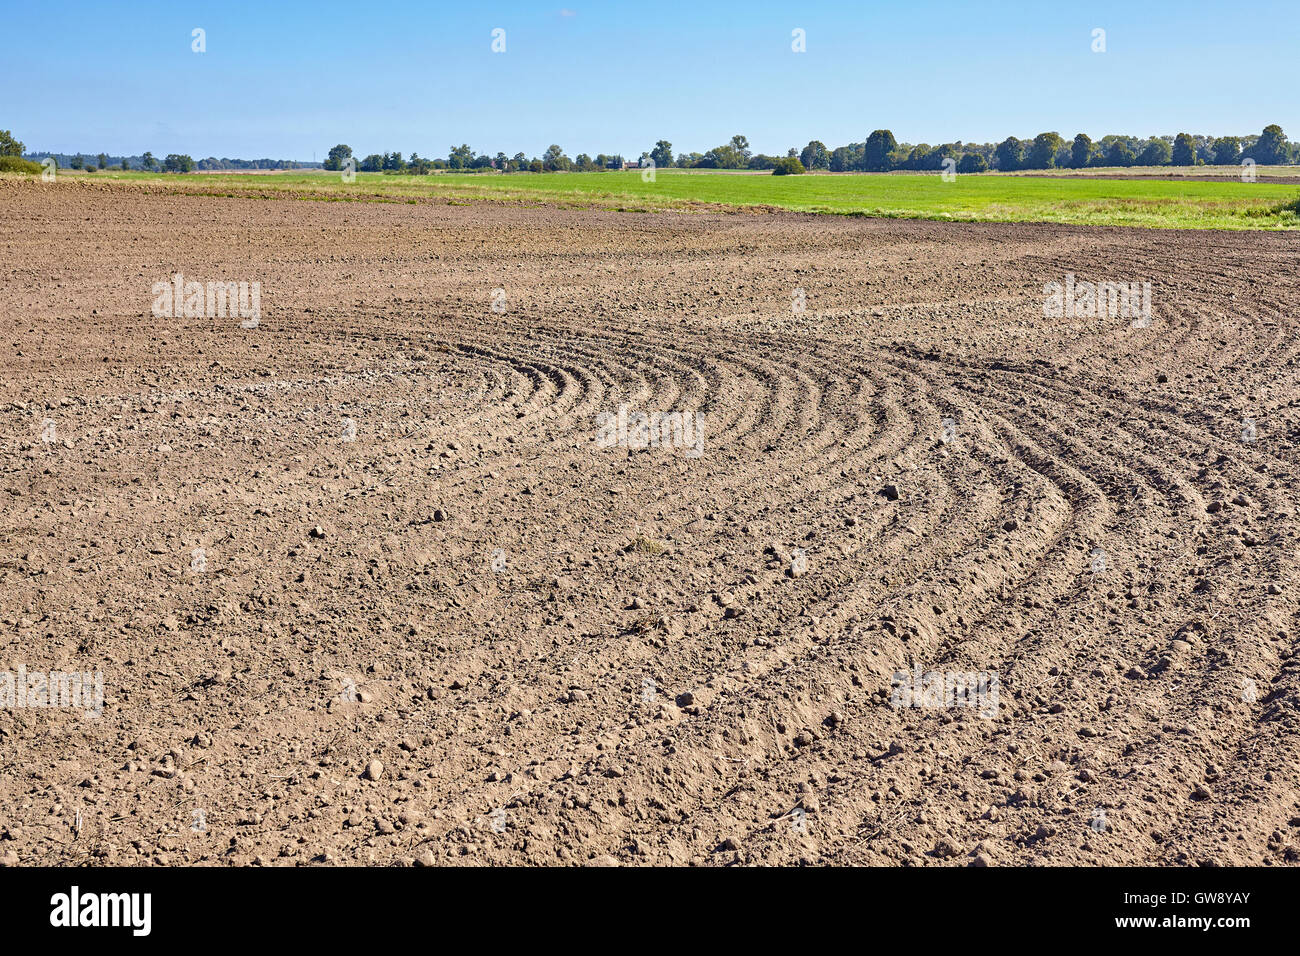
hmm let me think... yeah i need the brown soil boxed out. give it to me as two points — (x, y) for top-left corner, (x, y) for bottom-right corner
(2, 177), (1299, 867)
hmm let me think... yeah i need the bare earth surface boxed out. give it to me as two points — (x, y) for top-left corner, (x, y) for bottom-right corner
(2, 178), (1299, 867)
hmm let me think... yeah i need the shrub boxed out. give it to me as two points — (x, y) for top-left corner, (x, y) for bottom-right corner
(1270, 194), (1300, 218)
(0, 155), (42, 174)
(772, 156), (806, 176)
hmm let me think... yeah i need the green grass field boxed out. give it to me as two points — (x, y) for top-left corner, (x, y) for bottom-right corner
(995, 163), (1300, 180)
(31, 167), (1300, 230)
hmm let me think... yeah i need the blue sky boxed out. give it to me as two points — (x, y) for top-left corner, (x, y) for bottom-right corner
(3, 0), (1295, 160)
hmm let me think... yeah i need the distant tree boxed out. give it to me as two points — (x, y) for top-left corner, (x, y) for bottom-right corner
(1136, 139), (1171, 166)
(957, 152), (988, 173)
(746, 154), (778, 170)
(772, 156), (805, 175)
(1171, 133), (1196, 166)
(729, 134), (751, 164)
(862, 130), (897, 171)
(697, 144), (734, 168)
(163, 153), (194, 173)
(1025, 132), (1064, 169)
(1070, 133), (1093, 169)
(69, 154), (84, 169)
(528, 159), (543, 173)
(1105, 141), (1135, 167)
(841, 142), (866, 171)
(446, 144), (473, 169)
(994, 137), (1023, 171)
(1212, 137), (1241, 165)
(542, 144), (570, 171)
(511, 152), (527, 169)
(1249, 124), (1288, 165)
(799, 140), (829, 170)
(140, 151), (156, 171)
(902, 144), (932, 170)
(97, 153), (109, 170)
(359, 154), (384, 172)
(119, 158), (131, 171)
(931, 143), (960, 171)
(829, 146), (852, 171)
(649, 140), (673, 169)
(323, 144), (352, 171)
(0, 129), (24, 156)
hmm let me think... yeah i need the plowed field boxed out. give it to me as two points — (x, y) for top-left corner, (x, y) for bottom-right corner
(2, 178), (1298, 866)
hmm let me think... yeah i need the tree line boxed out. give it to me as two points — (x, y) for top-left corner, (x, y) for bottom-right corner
(6, 123), (1292, 177)
(662, 126), (1293, 172)
(18, 149), (315, 173)
(322, 125), (1294, 176)
(322, 143), (628, 174)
